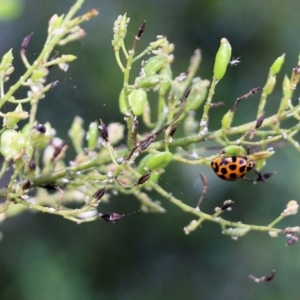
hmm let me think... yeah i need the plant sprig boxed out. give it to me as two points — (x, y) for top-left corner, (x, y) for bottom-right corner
(0, 1), (299, 245)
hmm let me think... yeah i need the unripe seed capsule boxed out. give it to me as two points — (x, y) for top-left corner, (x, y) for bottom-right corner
(128, 89), (147, 116)
(270, 54), (285, 76)
(0, 130), (25, 159)
(143, 56), (165, 76)
(87, 122), (98, 151)
(213, 38), (232, 80)
(137, 75), (165, 89)
(145, 151), (173, 170)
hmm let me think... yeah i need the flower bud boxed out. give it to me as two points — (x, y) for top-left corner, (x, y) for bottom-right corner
(107, 123), (125, 145)
(213, 38), (232, 80)
(112, 14), (129, 51)
(69, 117), (85, 153)
(270, 54), (285, 76)
(48, 14), (64, 34)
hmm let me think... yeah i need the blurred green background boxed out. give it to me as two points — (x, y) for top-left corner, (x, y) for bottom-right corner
(1, 0), (300, 299)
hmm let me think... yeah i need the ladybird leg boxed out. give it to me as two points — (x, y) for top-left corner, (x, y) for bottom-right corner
(253, 169), (275, 183)
(243, 169), (275, 183)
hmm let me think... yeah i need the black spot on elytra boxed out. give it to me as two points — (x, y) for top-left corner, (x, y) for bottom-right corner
(229, 173), (238, 179)
(220, 167), (228, 175)
(239, 165), (246, 173)
(229, 164), (237, 171)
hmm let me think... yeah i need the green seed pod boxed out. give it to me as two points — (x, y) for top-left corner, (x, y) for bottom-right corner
(0, 129), (25, 160)
(221, 110), (233, 130)
(186, 78), (209, 110)
(31, 69), (48, 82)
(119, 90), (127, 114)
(262, 75), (276, 96)
(136, 75), (165, 89)
(137, 153), (153, 174)
(129, 89), (147, 116)
(282, 75), (290, 97)
(87, 121), (98, 151)
(159, 65), (172, 94)
(248, 150), (274, 161)
(143, 55), (165, 76)
(145, 151), (173, 170)
(270, 54), (285, 76)
(112, 14), (129, 50)
(69, 116), (85, 153)
(213, 38), (232, 80)
(0, 49), (13, 79)
(221, 145), (247, 157)
(3, 103), (29, 129)
(137, 154), (166, 184)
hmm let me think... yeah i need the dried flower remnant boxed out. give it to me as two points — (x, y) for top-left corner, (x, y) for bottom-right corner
(99, 119), (109, 142)
(98, 212), (124, 223)
(21, 33), (33, 52)
(221, 200), (234, 211)
(249, 270), (275, 283)
(92, 187), (106, 201)
(286, 234), (298, 246)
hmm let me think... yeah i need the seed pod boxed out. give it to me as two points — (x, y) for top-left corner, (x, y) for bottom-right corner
(270, 54), (285, 76)
(0, 130), (25, 160)
(144, 151), (173, 170)
(3, 104), (29, 129)
(186, 78), (209, 110)
(221, 145), (247, 157)
(143, 55), (165, 76)
(213, 38), (232, 80)
(136, 154), (162, 183)
(128, 89), (147, 116)
(87, 121), (98, 151)
(221, 110), (233, 130)
(136, 75), (165, 89)
(119, 90), (127, 114)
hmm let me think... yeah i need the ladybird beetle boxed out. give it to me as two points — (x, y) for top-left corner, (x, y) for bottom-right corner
(211, 145), (255, 181)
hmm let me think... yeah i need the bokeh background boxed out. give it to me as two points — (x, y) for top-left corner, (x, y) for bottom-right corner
(0, 0), (300, 299)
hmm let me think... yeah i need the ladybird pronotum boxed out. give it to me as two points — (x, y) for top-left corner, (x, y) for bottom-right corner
(211, 156), (254, 181)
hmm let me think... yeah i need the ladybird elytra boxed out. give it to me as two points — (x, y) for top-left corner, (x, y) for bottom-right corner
(211, 145), (255, 181)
